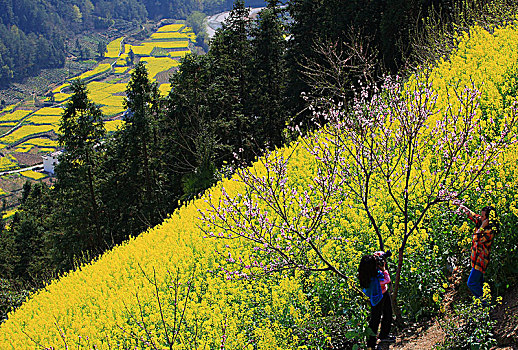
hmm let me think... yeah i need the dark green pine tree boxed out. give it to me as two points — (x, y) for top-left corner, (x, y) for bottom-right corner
(250, 0), (288, 149)
(0, 182), (57, 283)
(162, 53), (219, 201)
(285, 0), (396, 127)
(208, 0), (254, 161)
(97, 40), (107, 59)
(54, 79), (106, 268)
(100, 62), (165, 242)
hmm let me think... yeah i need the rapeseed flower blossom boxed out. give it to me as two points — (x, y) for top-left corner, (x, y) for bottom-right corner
(2, 19), (518, 350)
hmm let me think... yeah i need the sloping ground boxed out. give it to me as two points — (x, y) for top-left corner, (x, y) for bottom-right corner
(0, 157), (316, 348)
(492, 288), (518, 347)
(2, 17), (518, 350)
(392, 287), (518, 349)
(393, 267), (518, 349)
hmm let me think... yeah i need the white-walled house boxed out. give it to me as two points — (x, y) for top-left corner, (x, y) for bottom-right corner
(43, 151), (62, 175)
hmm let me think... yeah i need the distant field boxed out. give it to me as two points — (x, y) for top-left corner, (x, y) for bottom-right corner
(32, 107), (63, 116)
(27, 114), (61, 126)
(2, 208), (16, 219)
(113, 66), (128, 74)
(105, 119), (124, 132)
(26, 107), (63, 126)
(157, 23), (184, 32)
(101, 105), (126, 117)
(20, 170), (46, 180)
(1, 125), (56, 145)
(24, 138), (58, 147)
(106, 37), (124, 58)
(52, 83), (69, 93)
(53, 93), (71, 102)
(168, 50), (190, 58)
(0, 155), (19, 171)
(0, 21), (195, 190)
(140, 57), (180, 80)
(0, 109), (32, 127)
(14, 138), (58, 153)
(126, 41), (189, 56)
(159, 83), (170, 95)
(76, 63), (112, 81)
(150, 32), (190, 40)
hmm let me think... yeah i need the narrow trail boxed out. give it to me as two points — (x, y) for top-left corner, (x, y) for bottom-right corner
(392, 320), (444, 349)
(389, 273), (518, 350)
(0, 163), (43, 176)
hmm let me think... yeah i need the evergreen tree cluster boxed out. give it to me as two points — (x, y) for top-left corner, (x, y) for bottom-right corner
(0, 2), (287, 315)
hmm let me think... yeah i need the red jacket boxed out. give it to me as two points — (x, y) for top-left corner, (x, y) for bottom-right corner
(469, 214), (495, 273)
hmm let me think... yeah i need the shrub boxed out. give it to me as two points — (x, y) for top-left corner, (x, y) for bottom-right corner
(437, 283), (499, 350)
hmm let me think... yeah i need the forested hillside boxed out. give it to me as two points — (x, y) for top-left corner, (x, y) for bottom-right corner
(0, 0), (265, 87)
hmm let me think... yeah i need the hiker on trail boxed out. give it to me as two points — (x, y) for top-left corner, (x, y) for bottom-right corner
(358, 252), (396, 350)
(456, 204), (498, 298)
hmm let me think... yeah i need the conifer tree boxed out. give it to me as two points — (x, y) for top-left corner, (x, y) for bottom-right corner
(208, 0), (253, 159)
(100, 62), (165, 241)
(162, 54), (219, 201)
(54, 79), (106, 267)
(250, 0), (288, 148)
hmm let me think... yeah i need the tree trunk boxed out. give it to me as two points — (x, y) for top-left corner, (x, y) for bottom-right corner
(86, 149), (102, 250)
(391, 244), (406, 326)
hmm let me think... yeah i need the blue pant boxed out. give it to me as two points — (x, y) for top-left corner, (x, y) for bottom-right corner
(467, 268), (484, 298)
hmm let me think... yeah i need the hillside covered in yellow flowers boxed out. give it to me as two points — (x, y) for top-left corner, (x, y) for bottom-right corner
(2, 18), (518, 350)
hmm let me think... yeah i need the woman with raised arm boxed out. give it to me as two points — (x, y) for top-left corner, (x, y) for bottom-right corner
(456, 204), (499, 298)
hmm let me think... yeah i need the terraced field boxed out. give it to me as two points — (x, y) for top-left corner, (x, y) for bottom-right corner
(0, 21), (195, 205)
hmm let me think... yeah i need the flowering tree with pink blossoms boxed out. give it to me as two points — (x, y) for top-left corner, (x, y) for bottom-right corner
(199, 143), (350, 280)
(199, 70), (518, 314)
(309, 71), (518, 303)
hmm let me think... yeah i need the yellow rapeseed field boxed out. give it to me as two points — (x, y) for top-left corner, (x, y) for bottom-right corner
(100, 105), (125, 117)
(76, 63), (112, 81)
(106, 37), (124, 58)
(168, 50), (190, 58)
(52, 83), (69, 93)
(126, 41), (190, 57)
(0, 125), (56, 144)
(150, 31), (191, 40)
(5, 17), (518, 350)
(53, 93), (71, 102)
(140, 57), (179, 80)
(24, 137), (58, 148)
(157, 23), (185, 32)
(113, 66), (128, 74)
(105, 119), (124, 132)
(0, 154), (19, 172)
(20, 170), (46, 180)
(0, 109), (32, 125)
(159, 83), (171, 95)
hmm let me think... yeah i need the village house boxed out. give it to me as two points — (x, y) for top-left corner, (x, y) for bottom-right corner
(42, 151), (62, 175)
